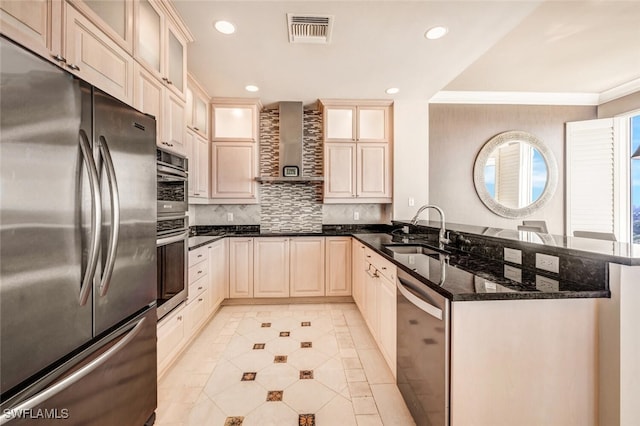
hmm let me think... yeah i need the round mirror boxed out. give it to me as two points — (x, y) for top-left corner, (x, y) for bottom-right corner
(473, 131), (558, 218)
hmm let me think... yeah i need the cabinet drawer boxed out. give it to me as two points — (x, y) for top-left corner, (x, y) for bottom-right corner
(189, 246), (208, 267)
(364, 248), (396, 282)
(188, 259), (209, 283)
(188, 274), (208, 304)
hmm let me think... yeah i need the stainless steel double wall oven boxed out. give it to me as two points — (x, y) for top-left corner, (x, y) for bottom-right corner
(156, 148), (189, 319)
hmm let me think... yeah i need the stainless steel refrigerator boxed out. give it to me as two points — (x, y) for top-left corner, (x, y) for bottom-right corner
(0, 36), (157, 425)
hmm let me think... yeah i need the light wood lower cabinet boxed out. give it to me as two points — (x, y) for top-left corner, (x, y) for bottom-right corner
(352, 240), (366, 310)
(254, 238), (290, 298)
(208, 239), (227, 310)
(229, 238), (254, 298)
(325, 237), (352, 296)
(157, 304), (185, 375)
(290, 237), (325, 297)
(360, 247), (397, 377)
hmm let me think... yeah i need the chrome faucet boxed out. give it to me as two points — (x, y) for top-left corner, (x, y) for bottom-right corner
(411, 204), (450, 250)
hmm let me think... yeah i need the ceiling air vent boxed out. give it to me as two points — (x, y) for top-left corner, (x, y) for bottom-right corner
(287, 14), (334, 44)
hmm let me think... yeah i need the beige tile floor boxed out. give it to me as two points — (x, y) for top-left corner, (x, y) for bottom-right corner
(156, 303), (415, 426)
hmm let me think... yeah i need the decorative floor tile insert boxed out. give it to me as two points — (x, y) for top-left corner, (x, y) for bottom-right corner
(274, 355), (287, 363)
(301, 321), (311, 327)
(299, 414), (315, 426)
(241, 372), (257, 381)
(299, 370), (314, 379)
(301, 341), (313, 348)
(266, 390), (283, 402)
(261, 323), (271, 328)
(224, 416), (244, 426)
(253, 343), (265, 350)
(279, 331), (290, 337)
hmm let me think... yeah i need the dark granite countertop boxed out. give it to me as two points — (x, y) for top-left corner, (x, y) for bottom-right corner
(188, 224), (390, 250)
(396, 220), (640, 266)
(353, 233), (610, 302)
(188, 224), (610, 301)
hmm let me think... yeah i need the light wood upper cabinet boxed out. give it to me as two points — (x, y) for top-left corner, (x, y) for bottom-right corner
(254, 238), (290, 298)
(70, 0), (134, 53)
(324, 143), (357, 199)
(135, 0), (188, 99)
(321, 100), (392, 203)
(162, 88), (185, 154)
(210, 143), (257, 201)
(0, 0), (63, 64)
(322, 100), (391, 143)
(229, 238), (253, 298)
(186, 75), (210, 138)
(357, 143), (391, 199)
(186, 129), (209, 198)
(325, 237), (352, 296)
(133, 62), (162, 143)
(64, 5), (133, 105)
(290, 237), (325, 297)
(211, 99), (261, 142)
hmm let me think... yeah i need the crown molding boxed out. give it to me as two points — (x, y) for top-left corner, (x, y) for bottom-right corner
(599, 78), (640, 104)
(429, 91), (599, 106)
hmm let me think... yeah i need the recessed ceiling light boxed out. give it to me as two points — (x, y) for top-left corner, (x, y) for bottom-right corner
(214, 20), (235, 35)
(385, 87), (399, 95)
(425, 26), (448, 40)
(245, 85), (259, 92)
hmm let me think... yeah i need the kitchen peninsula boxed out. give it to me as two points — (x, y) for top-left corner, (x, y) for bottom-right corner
(172, 219), (624, 426)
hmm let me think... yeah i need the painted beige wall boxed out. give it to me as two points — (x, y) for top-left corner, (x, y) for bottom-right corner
(598, 91), (640, 118)
(600, 263), (640, 426)
(392, 100), (430, 221)
(428, 103), (597, 235)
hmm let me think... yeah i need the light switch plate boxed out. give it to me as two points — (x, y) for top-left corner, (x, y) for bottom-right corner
(503, 248), (522, 265)
(535, 253), (559, 274)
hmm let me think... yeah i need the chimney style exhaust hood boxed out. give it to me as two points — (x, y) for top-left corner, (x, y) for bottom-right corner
(256, 101), (324, 183)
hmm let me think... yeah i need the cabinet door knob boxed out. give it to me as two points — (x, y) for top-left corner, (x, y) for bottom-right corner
(198, 286), (203, 290)
(198, 254), (203, 258)
(197, 270), (203, 274)
(177, 315), (182, 321)
(67, 64), (80, 71)
(198, 298), (203, 302)
(51, 54), (66, 63)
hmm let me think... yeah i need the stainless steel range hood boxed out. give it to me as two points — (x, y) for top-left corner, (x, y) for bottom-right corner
(256, 101), (324, 183)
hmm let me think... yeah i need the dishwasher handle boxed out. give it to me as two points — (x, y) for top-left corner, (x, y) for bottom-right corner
(397, 278), (443, 320)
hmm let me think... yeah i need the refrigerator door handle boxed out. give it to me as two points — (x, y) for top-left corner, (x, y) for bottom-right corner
(97, 135), (120, 297)
(78, 130), (101, 306)
(0, 317), (147, 425)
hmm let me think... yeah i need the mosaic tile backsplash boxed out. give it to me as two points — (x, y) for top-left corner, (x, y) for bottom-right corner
(258, 107), (324, 233)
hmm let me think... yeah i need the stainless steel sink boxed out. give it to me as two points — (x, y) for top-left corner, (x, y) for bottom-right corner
(383, 244), (445, 256)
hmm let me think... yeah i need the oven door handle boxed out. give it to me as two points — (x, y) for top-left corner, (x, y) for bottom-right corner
(157, 230), (190, 246)
(157, 163), (188, 179)
(157, 174), (188, 182)
(397, 278), (443, 320)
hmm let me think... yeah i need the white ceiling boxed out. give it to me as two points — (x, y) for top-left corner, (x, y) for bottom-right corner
(173, 0), (640, 106)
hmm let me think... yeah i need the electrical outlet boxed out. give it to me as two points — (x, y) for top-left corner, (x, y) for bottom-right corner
(402, 226), (409, 234)
(535, 253), (559, 274)
(536, 275), (559, 292)
(353, 211), (360, 221)
(503, 265), (522, 283)
(227, 212), (234, 222)
(408, 197), (415, 207)
(503, 248), (522, 265)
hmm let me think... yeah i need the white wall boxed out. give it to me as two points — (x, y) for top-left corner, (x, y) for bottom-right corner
(392, 100), (430, 221)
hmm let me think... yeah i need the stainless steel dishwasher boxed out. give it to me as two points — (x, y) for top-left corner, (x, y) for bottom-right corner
(396, 268), (451, 426)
